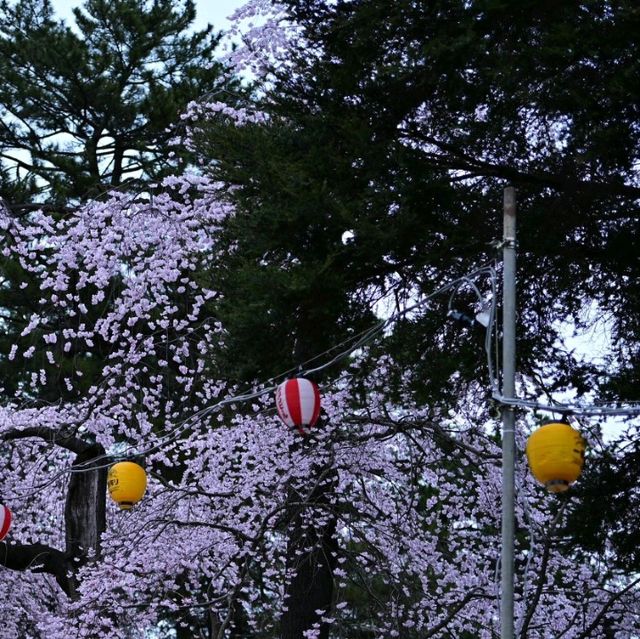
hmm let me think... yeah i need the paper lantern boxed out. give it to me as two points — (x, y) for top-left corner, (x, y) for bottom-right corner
(0, 504), (11, 541)
(526, 421), (586, 493)
(275, 378), (321, 435)
(107, 461), (147, 510)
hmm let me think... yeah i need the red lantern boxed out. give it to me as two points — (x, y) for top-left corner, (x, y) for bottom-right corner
(0, 504), (12, 541)
(276, 378), (321, 435)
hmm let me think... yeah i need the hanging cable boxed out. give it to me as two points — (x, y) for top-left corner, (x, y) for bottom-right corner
(14, 263), (499, 484)
(16, 254), (640, 489)
(479, 262), (640, 418)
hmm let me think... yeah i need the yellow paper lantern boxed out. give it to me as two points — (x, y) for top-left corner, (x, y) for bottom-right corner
(526, 421), (585, 493)
(107, 461), (147, 510)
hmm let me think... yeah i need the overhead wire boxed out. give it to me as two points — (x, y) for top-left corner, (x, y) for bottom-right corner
(11, 254), (640, 492)
(110, 264), (497, 460)
(9, 263), (498, 488)
(490, 393), (640, 418)
(481, 273), (640, 418)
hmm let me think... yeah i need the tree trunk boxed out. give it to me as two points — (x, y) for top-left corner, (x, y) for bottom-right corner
(65, 443), (107, 567)
(280, 461), (338, 639)
(0, 542), (74, 595)
(1, 429), (108, 598)
(279, 315), (339, 639)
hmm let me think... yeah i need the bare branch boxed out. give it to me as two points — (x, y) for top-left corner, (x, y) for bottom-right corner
(519, 503), (567, 637)
(573, 576), (640, 639)
(0, 541), (73, 596)
(2, 426), (93, 456)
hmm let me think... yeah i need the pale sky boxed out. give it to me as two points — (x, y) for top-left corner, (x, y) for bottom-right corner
(50, 0), (247, 33)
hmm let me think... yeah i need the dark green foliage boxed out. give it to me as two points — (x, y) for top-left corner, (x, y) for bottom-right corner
(565, 441), (640, 572)
(191, 1), (640, 621)
(229, 0), (640, 416)
(0, 0), (239, 204)
(196, 117), (385, 382)
(199, 0), (640, 399)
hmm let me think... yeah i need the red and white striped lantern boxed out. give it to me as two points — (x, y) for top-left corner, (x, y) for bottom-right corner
(0, 504), (12, 542)
(275, 378), (321, 435)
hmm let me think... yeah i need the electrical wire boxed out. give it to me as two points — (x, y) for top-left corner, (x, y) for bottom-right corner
(480, 263), (640, 418)
(12, 254), (640, 491)
(117, 264), (497, 460)
(490, 393), (640, 418)
(12, 263), (498, 485)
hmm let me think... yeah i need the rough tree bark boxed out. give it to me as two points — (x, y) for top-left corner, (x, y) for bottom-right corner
(0, 427), (107, 598)
(280, 432), (339, 639)
(279, 316), (340, 639)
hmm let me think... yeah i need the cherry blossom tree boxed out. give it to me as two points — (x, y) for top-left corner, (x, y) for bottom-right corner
(1, 2), (639, 638)
(0, 147), (637, 637)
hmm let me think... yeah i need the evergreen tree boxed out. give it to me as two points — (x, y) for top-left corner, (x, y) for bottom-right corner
(192, 0), (640, 633)
(201, 0), (640, 400)
(0, 0), (239, 204)
(0, 0), (242, 402)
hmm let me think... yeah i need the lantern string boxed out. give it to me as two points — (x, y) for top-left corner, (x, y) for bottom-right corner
(12, 263), (499, 488)
(12, 255), (640, 494)
(103, 265), (497, 463)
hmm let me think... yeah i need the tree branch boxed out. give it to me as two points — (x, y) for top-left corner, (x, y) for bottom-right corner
(0, 542), (73, 596)
(518, 503), (567, 637)
(2, 426), (93, 455)
(572, 576), (640, 639)
(401, 128), (640, 200)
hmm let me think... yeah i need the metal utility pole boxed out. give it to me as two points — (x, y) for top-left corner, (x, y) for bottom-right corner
(501, 186), (517, 639)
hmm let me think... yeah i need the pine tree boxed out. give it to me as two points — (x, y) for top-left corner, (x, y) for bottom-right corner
(0, 0), (240, 205)
(0, 0), (242, 402)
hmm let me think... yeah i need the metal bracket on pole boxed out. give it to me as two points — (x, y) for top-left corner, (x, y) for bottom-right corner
(501, 186), (517, 639)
